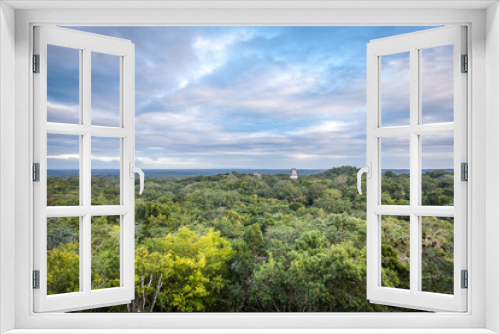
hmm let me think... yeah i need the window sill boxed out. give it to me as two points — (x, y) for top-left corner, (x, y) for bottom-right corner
(3, 330), (497, 334)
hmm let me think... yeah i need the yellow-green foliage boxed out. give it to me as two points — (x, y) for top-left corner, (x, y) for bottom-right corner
(134, 227), (234, 312)
(47, 243), (79, 295)
(91, 217), (121, 290)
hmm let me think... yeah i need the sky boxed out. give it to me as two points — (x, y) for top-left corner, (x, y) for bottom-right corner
(46, 26), (455, 170)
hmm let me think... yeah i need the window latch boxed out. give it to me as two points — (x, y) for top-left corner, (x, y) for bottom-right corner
(357, 162), (372, 195)
(129, 161), (145, 195)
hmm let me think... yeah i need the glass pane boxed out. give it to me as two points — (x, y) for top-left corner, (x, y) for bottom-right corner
(91, 215), (120, 290)
(47, 217), (80, 295)
(421, 216), (454, 294)
(381, 52), (410, 127)
(91, 137), (121, 205)
(47, 45), (80, 124)
(421, 45), (454, 124)
(47, 134), (80, 206)
(381, 215), (410, 289)
(91, 52), (121, 127)
(421, 133), (454, 206)
(381, 136), (410, 205)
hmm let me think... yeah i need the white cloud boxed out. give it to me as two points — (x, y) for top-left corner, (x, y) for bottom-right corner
(289, 153), (351, 160)
(48, 154), (79, 160)
(287, 120), (346, 136)
(48, 154), (120, 163)
(180, 29), (255, 86)
(137, 156), (209, 168)
(47, 101), (79, 123)
(91, 156), (120, 163)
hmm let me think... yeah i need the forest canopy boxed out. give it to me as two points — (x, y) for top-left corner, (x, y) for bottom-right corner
(46, 166), (454, 312)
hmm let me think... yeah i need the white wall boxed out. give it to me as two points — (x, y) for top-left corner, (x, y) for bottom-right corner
(486, 2), (500, 332)
(3, 3), (495, 332)
(0, 2), (16, 333)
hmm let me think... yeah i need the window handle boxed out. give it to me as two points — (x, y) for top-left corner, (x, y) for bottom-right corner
(357, 162), (371, 195)
(129, 161), (145, 195)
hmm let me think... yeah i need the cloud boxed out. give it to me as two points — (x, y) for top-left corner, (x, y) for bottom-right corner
(48, 154), (79, 160)
(421, 45), (454, 123)
(47, 26), (440, 169)
(47, 101), (80, 124)
(380, 52), (411, 126)
(421, 133), (454, 169)
(288, 120), (347, 135)
(48, 154), (120, 163)
(189, 28), (255, 82)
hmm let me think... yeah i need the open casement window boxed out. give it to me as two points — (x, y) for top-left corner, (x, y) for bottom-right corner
(33, 26), (141, 312)
(364, 26), (467, 312)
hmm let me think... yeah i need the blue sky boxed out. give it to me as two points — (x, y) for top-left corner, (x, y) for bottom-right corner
(46, 26), (454, 170)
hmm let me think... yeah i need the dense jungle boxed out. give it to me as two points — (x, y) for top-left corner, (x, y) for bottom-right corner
(46, 166), (454, 312)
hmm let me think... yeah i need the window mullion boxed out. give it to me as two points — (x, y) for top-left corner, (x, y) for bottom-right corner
(122, 51), (135, 294)
(82, 47), (92, 294)
(409, 47), (420, 295)
(416, 48), (423, 292)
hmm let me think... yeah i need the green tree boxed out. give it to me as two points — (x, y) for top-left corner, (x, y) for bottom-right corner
(133, 228), (234, 312)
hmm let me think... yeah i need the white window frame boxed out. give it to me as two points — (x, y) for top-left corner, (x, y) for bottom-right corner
(366, 26), (468, 312)
(33, 26), (136, 313)
(1, 1), (499, 333)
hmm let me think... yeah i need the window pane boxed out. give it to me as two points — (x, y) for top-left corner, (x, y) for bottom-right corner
(47, 134), (80, 206)
(381, 136), (410, 205)
(47, 45), (80, 124)
(91, 215), (120, 290)
(421, 133), (454, 206)
(381, 52), (410, 127)
(421, 45), (454, 124)
(91, 137), (121, 205)
(47, 217), (80, 295)
(381, 215), (410, 289)
(91, 52), (121, 127)
(421, 216), (454, 294)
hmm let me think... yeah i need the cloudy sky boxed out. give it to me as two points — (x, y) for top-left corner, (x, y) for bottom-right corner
(46, 26), (454, 170)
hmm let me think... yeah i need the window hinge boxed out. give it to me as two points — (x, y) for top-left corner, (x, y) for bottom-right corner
(33, 270), (40, 289)
(33, 54), (40, 73)
(461, 54), (468, 73)
(461, 270), (468, 289)
(461, 162), (468, 181)
(33, 163), (40, 182)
